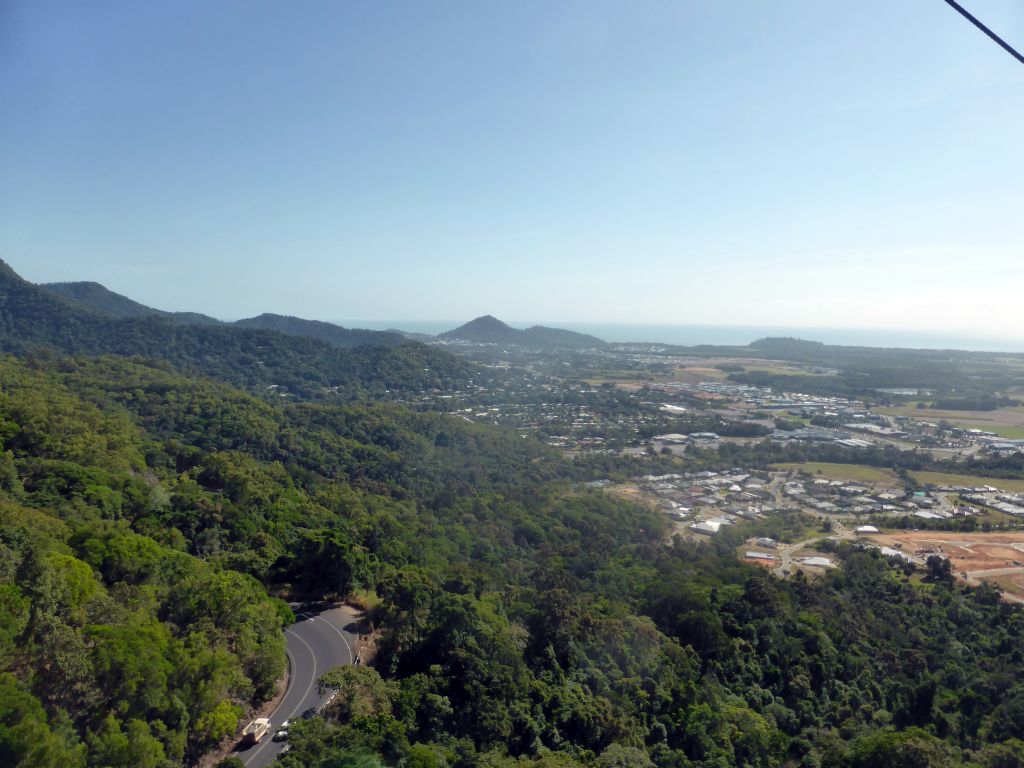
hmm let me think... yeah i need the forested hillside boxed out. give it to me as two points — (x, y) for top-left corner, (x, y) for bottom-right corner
(40, 280), (221, 325)
(0, 261), (471, 399)
(440, 316), (607, 348)
(1, 354), (1023, 768)
(715, 338), (1024, 399)
(0, 358), (290, 767)
(40, 281), (406, 349)
(233, 314), (406, 349)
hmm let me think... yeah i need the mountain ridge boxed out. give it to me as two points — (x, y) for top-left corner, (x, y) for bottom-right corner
(41, 280), (222, 325)
(440, 314), (606, 348)
(41, 279), (407, 348)
(0, 259), (471, 399)
(233, 313), (406, 348)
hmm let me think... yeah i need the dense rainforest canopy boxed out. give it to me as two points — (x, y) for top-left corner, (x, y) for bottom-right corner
(0, 353), (1022, 768)
(0, 260), (473, 400)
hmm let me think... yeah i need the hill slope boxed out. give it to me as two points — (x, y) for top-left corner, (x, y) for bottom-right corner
(3, 352), (1022, 767)
(0, 260), (471, 399)
(233, 313), (405, 348)
(40, 281), (221, 325)
(440, 314), (606, 348)
(42, 280), (407, 348)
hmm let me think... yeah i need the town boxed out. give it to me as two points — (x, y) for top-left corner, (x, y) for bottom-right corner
(423, 334), (1024, 602)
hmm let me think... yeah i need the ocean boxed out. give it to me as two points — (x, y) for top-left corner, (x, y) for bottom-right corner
(335, 320), (1024, 354)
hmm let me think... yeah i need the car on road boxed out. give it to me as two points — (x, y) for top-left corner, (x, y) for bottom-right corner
(272, 720), (290, 741)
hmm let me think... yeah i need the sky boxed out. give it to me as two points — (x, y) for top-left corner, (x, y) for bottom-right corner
(2, 1), (1022, 337)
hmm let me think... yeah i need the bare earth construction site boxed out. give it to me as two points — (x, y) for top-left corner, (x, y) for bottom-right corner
(869, 532), (1024, 602)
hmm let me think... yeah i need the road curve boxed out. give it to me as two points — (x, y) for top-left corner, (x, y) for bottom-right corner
(772, 522), (853, 578)
(234, 605), (359, 768)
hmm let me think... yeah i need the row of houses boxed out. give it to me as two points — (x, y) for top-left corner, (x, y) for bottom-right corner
(962, 492), (1024, 517)
(636, 469), (775, 521)
(782, 478), (949, 517)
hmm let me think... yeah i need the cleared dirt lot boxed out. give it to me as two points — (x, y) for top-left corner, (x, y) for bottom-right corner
(869, 532), (1024, 569)
(991, 571), (1024, 597)
(868, 532), (1024, 600)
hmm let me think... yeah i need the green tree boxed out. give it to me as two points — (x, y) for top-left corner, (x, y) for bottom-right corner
(844, 728), (958, 768)
(0, 673), (85, 768)
(88, 715), (166, 768)
(194, 700), (243, 747)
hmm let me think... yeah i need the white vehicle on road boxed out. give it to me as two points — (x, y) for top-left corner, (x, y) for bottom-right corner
(241, 718), (272, 745)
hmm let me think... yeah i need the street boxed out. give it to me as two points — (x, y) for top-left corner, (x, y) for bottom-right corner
(233, 605), (359, 768)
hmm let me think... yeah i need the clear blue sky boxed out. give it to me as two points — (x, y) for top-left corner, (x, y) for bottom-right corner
(2, 1), (1022, 333)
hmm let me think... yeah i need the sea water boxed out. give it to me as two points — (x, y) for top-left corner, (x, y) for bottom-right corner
(335, 320), (1024, 354)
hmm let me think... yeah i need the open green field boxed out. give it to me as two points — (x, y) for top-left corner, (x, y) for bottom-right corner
(880, 404), (1024, 419)
(952, 422), (1024, 439)
(880, 404), (1024, 437)
(583, 363), (730, 389)
(739, 364), (833, 377)
(909, 471), (1024, 493)
(674, 366), (729, 380)
(582, 376), (654, 389)
(877, 404), (933, 417)
(772, 462), (902, 485)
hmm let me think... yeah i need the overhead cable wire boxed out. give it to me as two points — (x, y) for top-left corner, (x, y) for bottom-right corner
(942, 0), (1024, 65)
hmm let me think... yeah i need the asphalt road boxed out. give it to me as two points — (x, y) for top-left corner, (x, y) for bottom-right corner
(772, 522), (853, 578)
(233, 605), (358, 768)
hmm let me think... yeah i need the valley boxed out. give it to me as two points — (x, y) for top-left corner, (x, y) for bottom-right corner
(2, 262), (1024, 768)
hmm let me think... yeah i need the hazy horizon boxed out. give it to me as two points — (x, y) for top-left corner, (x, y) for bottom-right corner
(13, 253), (1024, 352)
(4, 1), (1023, 335)
(350, 319), (1024, 353)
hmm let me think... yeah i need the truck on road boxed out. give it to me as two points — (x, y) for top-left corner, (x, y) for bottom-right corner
(241, 718), (271, 745)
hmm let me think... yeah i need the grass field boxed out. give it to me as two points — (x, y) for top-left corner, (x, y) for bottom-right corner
(583, 364), (728, 389)
(772, 462), (902, 485)
(909, 471), (1024, 493)
(952, 422), (1024, 439)
(739, 365), (832, 377)
(583, 378), (650, 390)
(879, 402), (1024, 439)
(991, 572), (1024, 602)
(880, 405), (1024, 439)
(673, 366), (729, 380)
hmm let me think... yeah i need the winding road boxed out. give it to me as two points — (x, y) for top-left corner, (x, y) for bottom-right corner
(232, 605), (359, 768)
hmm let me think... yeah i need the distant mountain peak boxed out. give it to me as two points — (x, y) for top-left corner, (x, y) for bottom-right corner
(455, 315), (512, 332)
(440, 315), (605, 348)
(0, 259), (465, 399)
(0, 258), (19, 278)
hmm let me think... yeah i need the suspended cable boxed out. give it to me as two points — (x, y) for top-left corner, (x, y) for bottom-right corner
(942, 0), (1024, 64)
